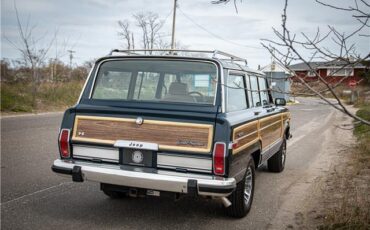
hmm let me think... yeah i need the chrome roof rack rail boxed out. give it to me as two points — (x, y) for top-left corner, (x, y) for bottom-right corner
(108, 49), (248, 66)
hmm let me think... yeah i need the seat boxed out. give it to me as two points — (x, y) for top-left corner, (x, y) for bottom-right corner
(163, 82), (196, 103)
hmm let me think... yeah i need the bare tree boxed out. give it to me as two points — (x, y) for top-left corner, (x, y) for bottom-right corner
(117, 20), (132, 50)
(5, 3), (56, 108)
(212, 0), (370, 125)
(260, 0), (370, 125)
(133, 13), (150, 52)
(212, 0), (242, 13)
(147, 12), (164, 52)
(118, 12), (164, 54)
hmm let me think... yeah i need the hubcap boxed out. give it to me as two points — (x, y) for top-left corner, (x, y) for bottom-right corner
(244, 166), (253, 205)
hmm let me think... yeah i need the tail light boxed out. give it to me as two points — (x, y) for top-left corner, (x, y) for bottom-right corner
(213, 142), (226, 176)
(59, 129), (71, 158)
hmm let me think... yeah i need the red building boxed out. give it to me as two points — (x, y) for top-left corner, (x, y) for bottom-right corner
(289, 59), (369, 85)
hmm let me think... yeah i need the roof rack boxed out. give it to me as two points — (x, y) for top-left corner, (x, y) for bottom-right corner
(108, 49), (248, 66)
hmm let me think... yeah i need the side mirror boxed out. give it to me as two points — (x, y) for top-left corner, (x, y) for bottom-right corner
(275, 98), (286, 106)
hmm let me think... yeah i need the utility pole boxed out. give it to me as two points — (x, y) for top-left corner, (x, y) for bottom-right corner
(170, 0), (178, 51)
(67, 50), (75, 79)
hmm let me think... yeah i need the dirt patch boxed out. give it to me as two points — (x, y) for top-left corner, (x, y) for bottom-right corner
(268, 106), (370, 229)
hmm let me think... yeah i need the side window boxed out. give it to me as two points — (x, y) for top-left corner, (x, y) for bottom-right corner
(227, 75), (247, 112)
(92, 71), (132, 100)
(245, 74), (253, 107)
(258, 76), (269, 106)
(249, 75), (261, 107)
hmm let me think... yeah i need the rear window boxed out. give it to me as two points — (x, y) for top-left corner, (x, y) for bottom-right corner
(92, 59), (218, 105)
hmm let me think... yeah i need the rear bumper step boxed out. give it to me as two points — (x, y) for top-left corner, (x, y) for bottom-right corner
(51, 159), (236, 197)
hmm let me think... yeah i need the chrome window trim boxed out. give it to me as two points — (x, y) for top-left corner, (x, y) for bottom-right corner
(87, 58), (220, 106)
(248, 74), (263, 108)
(225, 70), (249, 112)
(76, 64), (95, 105)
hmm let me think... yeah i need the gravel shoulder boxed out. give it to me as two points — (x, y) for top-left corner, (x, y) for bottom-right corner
(268, 105), (369, 229)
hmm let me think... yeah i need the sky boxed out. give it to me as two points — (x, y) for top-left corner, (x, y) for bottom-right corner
(1, 0), (369, 69)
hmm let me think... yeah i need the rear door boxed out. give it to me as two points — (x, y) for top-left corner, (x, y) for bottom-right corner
(71, 58), (221, 173)
(254, 74), (282, 159)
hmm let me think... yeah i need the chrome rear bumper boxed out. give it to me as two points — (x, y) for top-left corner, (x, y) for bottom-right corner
(52, 159), (236, 197)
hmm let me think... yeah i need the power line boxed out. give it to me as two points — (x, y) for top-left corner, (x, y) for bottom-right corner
(178, 8), (263, 50)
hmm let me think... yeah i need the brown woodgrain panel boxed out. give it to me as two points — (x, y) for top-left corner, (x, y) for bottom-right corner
(72, 116), (213, 153)
(260, 114), (282, 149)
(232, 120), (259, 154)
(282, 112), (290, 122)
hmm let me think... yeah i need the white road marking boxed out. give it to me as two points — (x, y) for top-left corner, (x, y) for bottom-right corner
(0, 182), (73, 206)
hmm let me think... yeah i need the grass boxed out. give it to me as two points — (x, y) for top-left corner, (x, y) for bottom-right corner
(319, 101), (370, 230)
(1, 81), (84, 113)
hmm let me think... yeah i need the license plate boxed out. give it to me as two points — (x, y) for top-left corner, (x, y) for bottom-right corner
(121, 148), (154, 167)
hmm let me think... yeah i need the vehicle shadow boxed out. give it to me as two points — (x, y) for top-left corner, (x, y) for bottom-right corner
(27, 183), (245, 229)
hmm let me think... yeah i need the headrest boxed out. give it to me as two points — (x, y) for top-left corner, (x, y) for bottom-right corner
(168, 82), (188, 95)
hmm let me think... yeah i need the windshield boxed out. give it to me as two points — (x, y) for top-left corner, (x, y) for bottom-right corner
(91, 59), (218, 105)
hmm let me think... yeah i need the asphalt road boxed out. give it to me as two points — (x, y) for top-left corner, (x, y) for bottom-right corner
(1, 98), (339, 230)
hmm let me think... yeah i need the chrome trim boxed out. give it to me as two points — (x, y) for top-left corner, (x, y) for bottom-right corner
(261, 138), (282, 155)
(72, 155), (118, 163)
(157, 153), (212, 172)
(260, 138), (283, 165)
(73, 145), (119, 162)
(217, 60), (226, 113)
(114, 140), (159, 151)
(52, 159), (236, 197)
(157, 165), (211, 174)
(88, 58), (220, 106)
(77, 64), (95, 104)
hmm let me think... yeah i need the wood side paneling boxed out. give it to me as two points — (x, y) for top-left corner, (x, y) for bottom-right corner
(259, 114), (282, 149)
(232, 121), (259, 154)
(72, 116), (213, 153)
(232, 113), (288, 154)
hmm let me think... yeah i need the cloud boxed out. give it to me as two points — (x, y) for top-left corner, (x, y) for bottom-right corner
(1, 0), (368, 69)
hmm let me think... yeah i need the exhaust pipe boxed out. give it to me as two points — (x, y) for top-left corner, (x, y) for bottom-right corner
(220, 197), (232, 208)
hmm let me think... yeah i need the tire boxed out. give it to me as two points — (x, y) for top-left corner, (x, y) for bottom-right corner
(268, 137), (287, 173)
(226, 158), (255, 218)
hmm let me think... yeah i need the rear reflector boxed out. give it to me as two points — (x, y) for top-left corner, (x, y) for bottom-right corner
(59, 129), (70, 158)
(213, 142), (226, 176)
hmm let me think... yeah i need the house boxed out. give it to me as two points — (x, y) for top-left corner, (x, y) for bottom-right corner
(261, 61), (293, 101)
(289, 59), (369, 85)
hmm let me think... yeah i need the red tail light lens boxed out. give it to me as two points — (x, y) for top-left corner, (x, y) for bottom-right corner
(59, 129), (70, 158)
(213, 142), (226, 176)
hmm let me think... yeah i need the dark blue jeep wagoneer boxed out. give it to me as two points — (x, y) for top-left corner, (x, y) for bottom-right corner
(52, 49), (291, 217)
